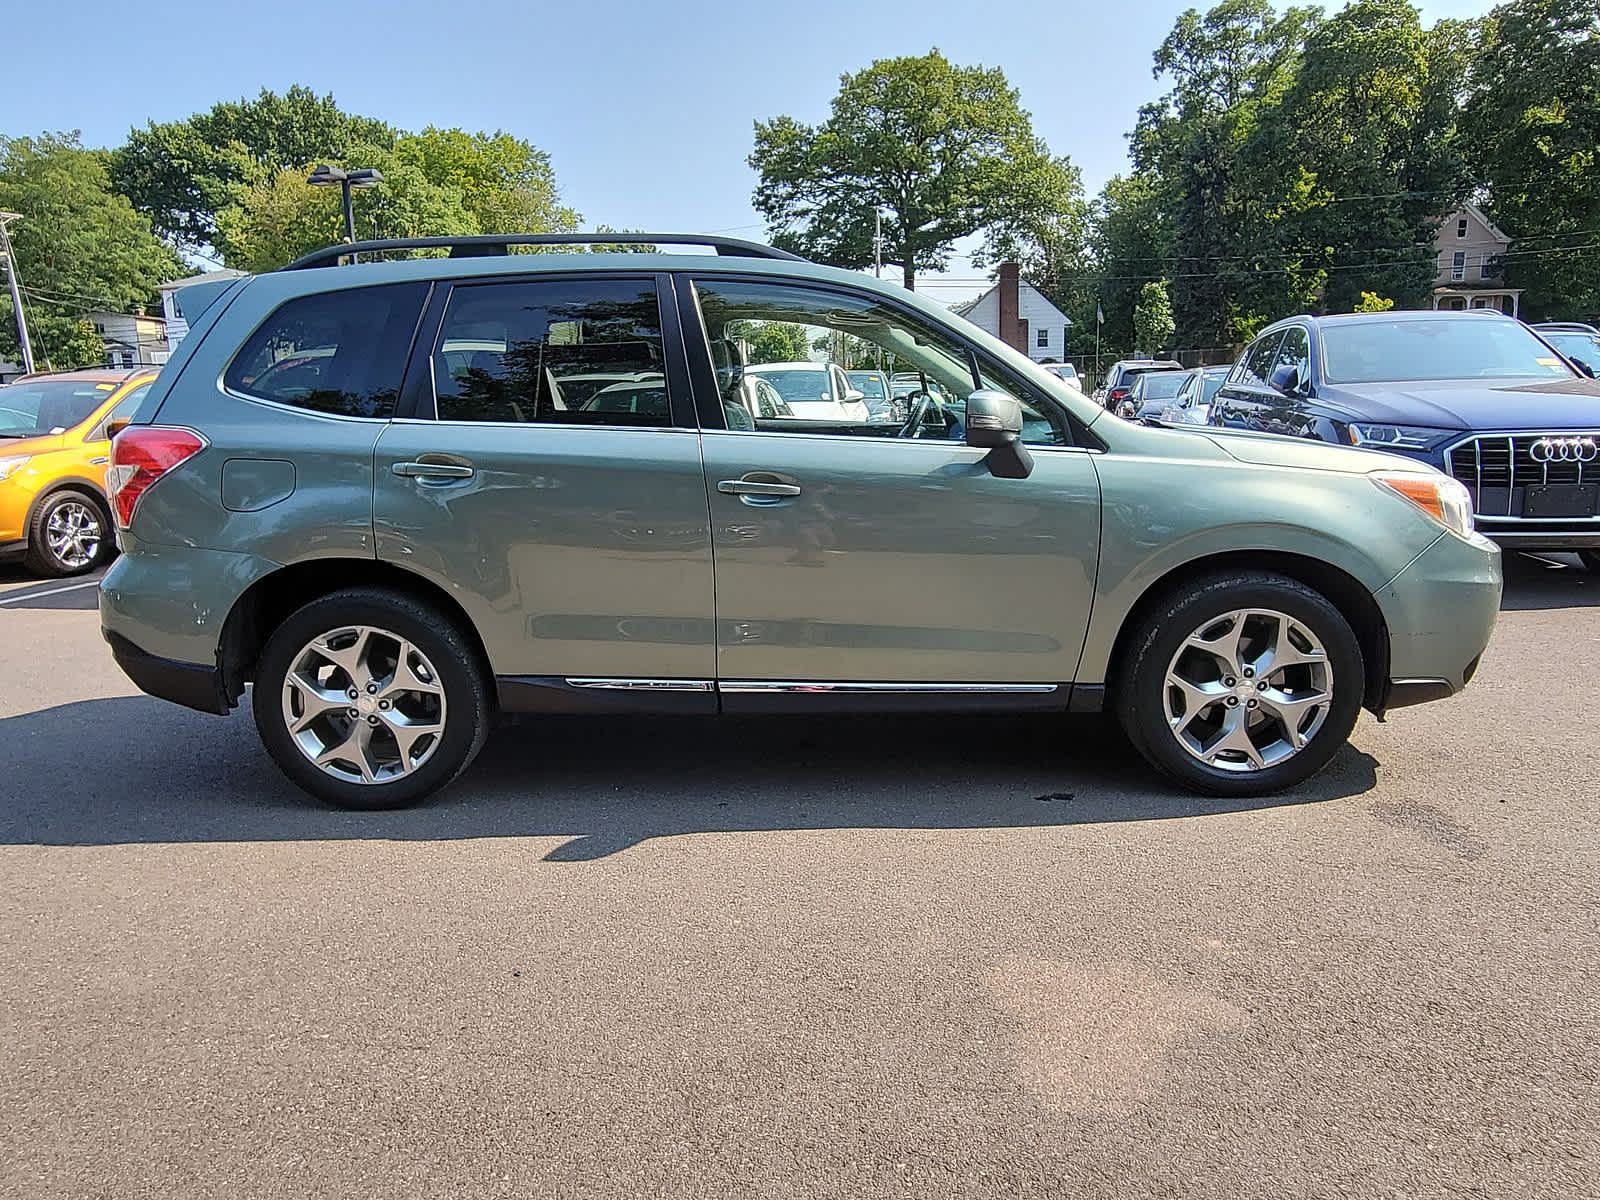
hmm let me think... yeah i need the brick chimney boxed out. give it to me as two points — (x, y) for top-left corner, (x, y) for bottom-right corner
(998, 262), (1023, 352)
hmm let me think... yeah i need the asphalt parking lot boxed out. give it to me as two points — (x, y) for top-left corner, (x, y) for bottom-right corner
(1, 557), (1597, 1199)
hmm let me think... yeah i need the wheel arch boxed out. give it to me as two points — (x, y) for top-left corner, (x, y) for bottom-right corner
(25, 476), (112, 534)
(1102, 549), (1390, 713)
(217, 557), (496, 708)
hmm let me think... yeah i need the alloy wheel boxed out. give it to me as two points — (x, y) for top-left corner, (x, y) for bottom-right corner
(281, 625), (447, 785)
(45, 500), (102, 570)
(1163, 608), (1334, 773)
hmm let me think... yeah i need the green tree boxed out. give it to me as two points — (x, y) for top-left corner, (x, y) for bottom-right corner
(112, 86), (397, 252)
(0, 133), (183, 368)
(1270, 0), (1470, 312)
(1354, 290), (1395, 312)
(750, 50), (1060, 289)
(975, 155), (1093, 321)
(1462, 0), (1600, 319)
(1089, 173), (1173, 357)
(209, 128), (580, 272)
(1134, 280), (1176, 353)
(730, 320), (812, 364)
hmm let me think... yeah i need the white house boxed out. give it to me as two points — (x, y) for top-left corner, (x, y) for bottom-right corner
(159, 269), (247, 351)
(88, 310), (170, 368)
(1431, 204), (1521, 316)
(953, 263), (1072, 361)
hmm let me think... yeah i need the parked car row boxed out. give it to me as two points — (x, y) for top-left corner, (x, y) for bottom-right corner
(1103, 313), (1600, 570)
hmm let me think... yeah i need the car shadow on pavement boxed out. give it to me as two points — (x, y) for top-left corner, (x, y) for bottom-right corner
(1499, 552), (1598, 611)
(0, 696), (1379, 857)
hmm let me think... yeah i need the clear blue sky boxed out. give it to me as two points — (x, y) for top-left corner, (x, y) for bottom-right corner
(4, 0), (1494, 299)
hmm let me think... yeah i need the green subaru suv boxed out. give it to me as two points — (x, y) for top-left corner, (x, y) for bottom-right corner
(100, 234), (1501, 809)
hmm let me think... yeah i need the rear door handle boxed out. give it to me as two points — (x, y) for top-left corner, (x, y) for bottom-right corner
(393, 461), (475, 480)
(717, 479), (801, 498)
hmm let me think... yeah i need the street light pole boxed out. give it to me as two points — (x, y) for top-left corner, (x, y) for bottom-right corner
(0, 213), (36, 375)
(307, 166), (384, 264)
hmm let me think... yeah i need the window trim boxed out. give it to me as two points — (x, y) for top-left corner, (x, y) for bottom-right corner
(404, 271), (696, 430)
(1450, 251), (1467, 282)
(675, 271), (1078, 447)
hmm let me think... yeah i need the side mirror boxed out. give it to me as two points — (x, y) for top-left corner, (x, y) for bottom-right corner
(843, 388), (866, 403)
(107, 417), (132, 439)
(965, 389), (1033, 479)
(1571, 357), (1596, 379)
(1268, 363), (1302, 394)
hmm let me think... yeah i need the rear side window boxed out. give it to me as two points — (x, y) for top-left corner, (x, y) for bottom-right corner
(224, 283), (428, 418)
(431, 278), (669, 426)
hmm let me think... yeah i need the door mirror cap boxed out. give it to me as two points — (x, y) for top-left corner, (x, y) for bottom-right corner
(1268, 363), (1302, 394)
(106, 417), (133, 439)
(843, 388), (866, 403)
(964, 389), (1024, 448)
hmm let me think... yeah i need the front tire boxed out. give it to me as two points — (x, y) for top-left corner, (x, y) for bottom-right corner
(1114, 571), (1365, 797)
(252, 588), (492, 810)
(25, 489), (113, 577)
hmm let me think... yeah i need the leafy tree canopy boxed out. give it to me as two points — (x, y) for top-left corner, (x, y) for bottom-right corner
(0, 132), (183, 368)
(751, 50), (1061, 289)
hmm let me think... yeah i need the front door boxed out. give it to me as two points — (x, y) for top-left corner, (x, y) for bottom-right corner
(679, 274), (1101, 699)
(372, 273), (716, 695)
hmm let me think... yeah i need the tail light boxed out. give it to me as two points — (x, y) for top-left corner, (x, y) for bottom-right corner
(108, 426), (207, 529)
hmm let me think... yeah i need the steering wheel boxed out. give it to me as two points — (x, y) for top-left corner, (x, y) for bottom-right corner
(900, 391), (939, 439)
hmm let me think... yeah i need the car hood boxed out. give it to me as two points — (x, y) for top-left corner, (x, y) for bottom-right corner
(1323, 376), (1600, 430)
(1205, 428), (1432, 475)
(0, 431), (66, 457)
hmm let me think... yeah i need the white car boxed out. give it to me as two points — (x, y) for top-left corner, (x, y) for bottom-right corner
(744, 362), (870, 422)
(1041, 362), (1083, 391)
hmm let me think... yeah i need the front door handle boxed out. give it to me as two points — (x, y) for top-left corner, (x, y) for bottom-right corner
(717, 478), (801, 502)
(393, 460), (475, 480)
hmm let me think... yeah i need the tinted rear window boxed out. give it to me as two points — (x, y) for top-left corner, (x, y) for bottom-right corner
(224, 283), (428, 418)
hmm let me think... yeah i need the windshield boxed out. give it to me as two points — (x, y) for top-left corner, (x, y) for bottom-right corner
(749, 367), (831, 405)
(847, 372), (886, 400)
(1541, 329), (1600, 370)
(1321, 318), (1577, 384)
(1137, 373), (1188, 400)
(0, 379), (119, 438)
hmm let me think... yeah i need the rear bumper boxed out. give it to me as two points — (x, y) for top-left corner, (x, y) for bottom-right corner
(103, 629), (231, 715)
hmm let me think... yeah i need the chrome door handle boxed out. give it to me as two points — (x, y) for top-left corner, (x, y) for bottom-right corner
(717, 479), (800, 498)
(392, 461), (475, 479)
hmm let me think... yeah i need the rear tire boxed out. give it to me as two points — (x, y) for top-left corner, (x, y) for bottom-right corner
(1114, 571), (1364, 797)
(24, 489), (113, 577)
(252, 588), (492, 810)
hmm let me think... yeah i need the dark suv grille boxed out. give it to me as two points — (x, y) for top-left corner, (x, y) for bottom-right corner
(1445, 433), (1600, 519)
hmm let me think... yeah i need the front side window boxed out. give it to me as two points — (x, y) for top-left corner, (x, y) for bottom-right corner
(1236, 332), (1286, 387)
(225, 283), (428, 418)
(692, 277), (1065, 445)
(1274, 326), (1311, 386)
(432, 278), (668, 426)
(90, 385), (152, 440)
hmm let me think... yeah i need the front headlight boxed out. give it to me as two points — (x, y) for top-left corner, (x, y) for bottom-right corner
(0, 455), (30, 482)
(1373, 471), (1476, 540)
(1346, 423), (1452, 450)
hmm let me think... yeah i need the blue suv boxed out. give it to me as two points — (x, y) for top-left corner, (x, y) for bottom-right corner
(1209, 311), (1600, 570)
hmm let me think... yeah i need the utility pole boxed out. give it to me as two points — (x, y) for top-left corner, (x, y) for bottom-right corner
(0, 213), (36, 375)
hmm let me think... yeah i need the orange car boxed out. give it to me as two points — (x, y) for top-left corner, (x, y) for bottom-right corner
(0, 368), (159, 576)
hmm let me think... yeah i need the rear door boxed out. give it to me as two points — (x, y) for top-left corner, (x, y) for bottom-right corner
(371, 272), (716, 697)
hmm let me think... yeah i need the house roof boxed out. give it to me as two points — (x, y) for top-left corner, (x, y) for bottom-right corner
(159, 268), (247, 293)
(952, 278), (1072, 325)
(1460, 202), (1512, 245)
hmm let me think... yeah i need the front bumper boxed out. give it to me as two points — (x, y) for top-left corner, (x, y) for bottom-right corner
(1374, 529), (1502, 714)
